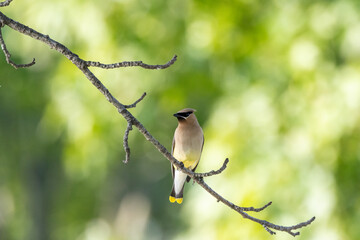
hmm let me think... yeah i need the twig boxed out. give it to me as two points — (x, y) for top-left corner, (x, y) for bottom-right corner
(193, 176), (315, 235)
(263, 224), (276, 235)
(123, 122), (132, 164)
(0, 7), (315, 237)
(124, 92), (146, 109)
(0, 25), (35, 69)
(194, 158), (229, 178)
(240, 201), (273, 212)
(0, 0), (13, 7)
(85, 55), (177, 70)
(284, 216), (316, 236)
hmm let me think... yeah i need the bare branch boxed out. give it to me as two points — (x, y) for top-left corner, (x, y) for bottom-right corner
(85, 55), (177, 70)
(0, 25), (35, 69)
(0, 0), (13, 7)
(0, 9), (315, 237)
(240, 201), (273, 212)
(284, 216), (316, 236)
(123, 122), (133, 164)
(124, 92), (147, 109)
(263, 224), (276, 235)
(194, 158), (229, 177)
(193, 176), (315, 236)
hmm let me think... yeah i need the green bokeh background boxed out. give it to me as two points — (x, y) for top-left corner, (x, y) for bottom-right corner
(1, 0), (359, 239)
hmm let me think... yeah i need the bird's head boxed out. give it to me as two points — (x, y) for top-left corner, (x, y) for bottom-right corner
(173, 108), (196, 122)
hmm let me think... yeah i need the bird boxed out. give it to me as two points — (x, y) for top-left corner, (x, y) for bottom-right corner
(169, 108), (204, 204)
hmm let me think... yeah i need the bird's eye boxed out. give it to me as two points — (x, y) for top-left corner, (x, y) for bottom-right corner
(184, 112), (192, 117)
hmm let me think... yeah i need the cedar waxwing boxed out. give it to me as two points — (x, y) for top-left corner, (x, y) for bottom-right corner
(169, 108), (204, 204)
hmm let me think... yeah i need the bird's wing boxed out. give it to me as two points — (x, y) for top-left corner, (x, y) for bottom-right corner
(171, 135), (176, 179)
(186, 135), (204, 182)
(200, 135), (205, 154)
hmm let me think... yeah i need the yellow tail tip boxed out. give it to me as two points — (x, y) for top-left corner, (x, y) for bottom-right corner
(169, 196), (183, 204)
(169, 196), (176, 203)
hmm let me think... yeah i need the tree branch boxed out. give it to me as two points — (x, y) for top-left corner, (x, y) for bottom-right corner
(124, 92), (147, 109)
(0, 0), (13, 7)
(193, 158), (229, 178)
(85, 55), (177, 70)
(123, 122), (132, 164)
(240, 201), (273, 212)
(0, 6), (315, 237)
(0, 23), (35, 68)
(193, 176), (315, 235)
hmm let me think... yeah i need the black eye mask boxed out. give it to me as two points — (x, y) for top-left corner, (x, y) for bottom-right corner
(174, 111), (193, 119)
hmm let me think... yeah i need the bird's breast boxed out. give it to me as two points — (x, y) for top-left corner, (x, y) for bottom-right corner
(173, 129), (203, 169)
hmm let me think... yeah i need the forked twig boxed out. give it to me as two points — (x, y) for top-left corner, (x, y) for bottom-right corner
(0, 24), (35, 69)
(124, 92), (147, 109)
(194, 158), (229, 178)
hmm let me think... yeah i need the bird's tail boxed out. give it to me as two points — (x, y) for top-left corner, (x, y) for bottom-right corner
(169, 186), (184, 204)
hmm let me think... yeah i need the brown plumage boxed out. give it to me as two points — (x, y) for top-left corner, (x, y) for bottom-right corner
(169, 108), (204, 204)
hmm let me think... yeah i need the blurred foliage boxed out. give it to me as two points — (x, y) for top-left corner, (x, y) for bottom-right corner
(1, 0), (360, 239)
